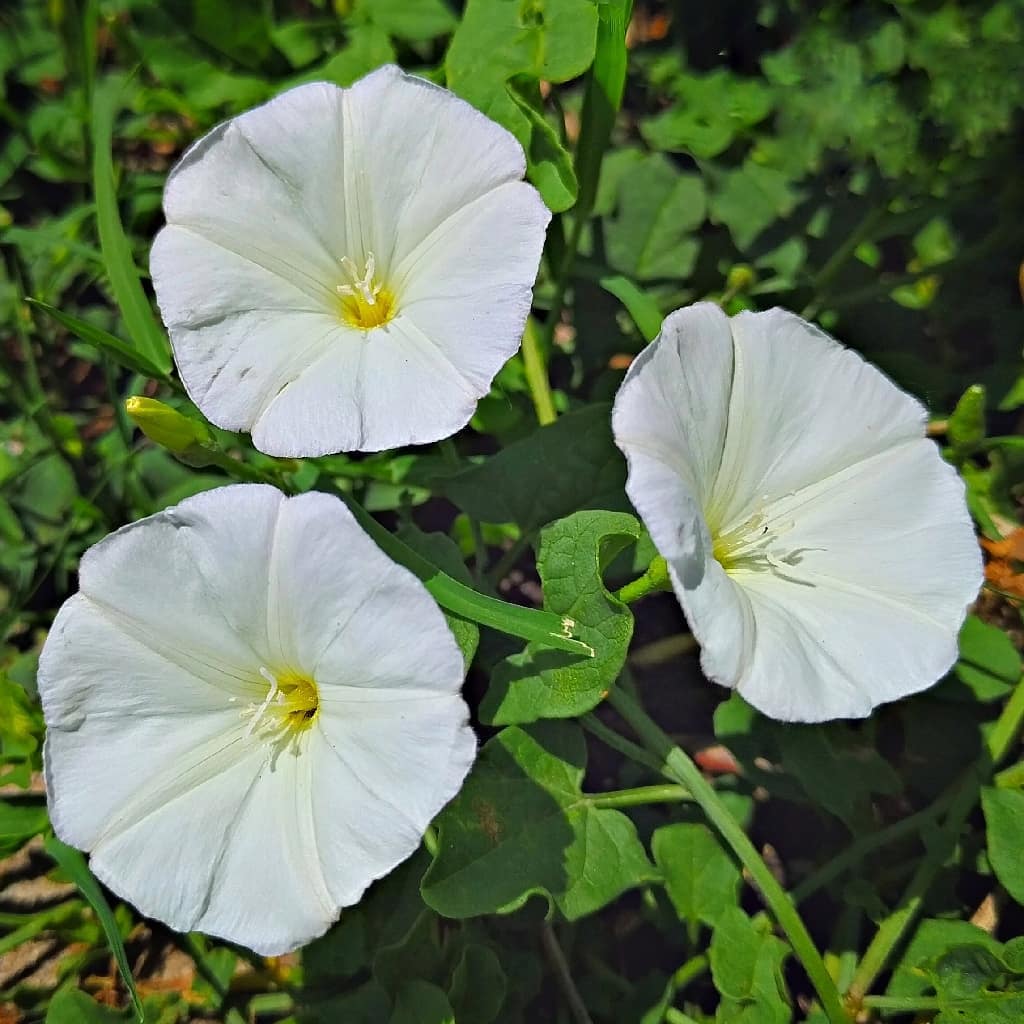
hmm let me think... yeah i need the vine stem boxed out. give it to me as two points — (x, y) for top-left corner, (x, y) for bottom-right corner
(522, 316), (558, 426)
(845, 672), (1024, 1009)
(616, 555), (670, 604)
(607, 686), (850, 1024)
(541, 922), (594, 1024)
(589, 783), (691, 808)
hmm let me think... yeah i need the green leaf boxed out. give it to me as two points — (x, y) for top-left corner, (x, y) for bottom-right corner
(982, 787), (1024, 906)
(27, 299), (169, 380)
(954, 615), (1020, 702)
(442, 404), (627, 533)
(340, 494), (591, 658)
(46, 988), (131, 1023)
(507, 85), (577, 212)
(652, 823), (741, 928)
(708, 161), (800, 250)
(773, 723), (901, 833)
(0, 799), (48, 854)
(91, 75), (171, 375)
(448, 944), (507, 1024)
(44, 835), (144, 1023)
(605, 154), (705, 280)
(709, 908), (792, 1023)
(887, 918), (1002, 1000)
(641, 70), (773, 158)
(949, 384), (987, 449)
(421, 721), (656, 919)
(445, 0), (599, 210)
(482, 510), (639, 724)
(389, 980), (455, 1024)
(598, 275), (663, 341)
(361, 0), (456, 41)
(927, 943), (1024, 1022)
(574, 0), (632, 218)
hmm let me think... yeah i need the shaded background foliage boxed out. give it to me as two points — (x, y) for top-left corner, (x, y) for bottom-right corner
(1, 0), (1024, 1022)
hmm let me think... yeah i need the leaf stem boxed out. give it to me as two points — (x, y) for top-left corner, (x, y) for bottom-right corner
(581, 712), (666, 775)
(616, 555), (670, 604)
(541, 922), (594, 1024)
(607, 687), (850, 1024)
(522, 317), (558, 427)
(845, 672), (1024, 1008)
(589, 783), (691, 809)
(790, 788), (958, 905)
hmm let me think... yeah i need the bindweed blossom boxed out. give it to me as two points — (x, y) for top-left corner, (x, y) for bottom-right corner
(612, 303), (983, 722)
(151, 64), (550, 456)
(38, 484), (475, 954)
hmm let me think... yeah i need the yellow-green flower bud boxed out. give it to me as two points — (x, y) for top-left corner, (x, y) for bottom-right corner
(125, 397), (213, 457)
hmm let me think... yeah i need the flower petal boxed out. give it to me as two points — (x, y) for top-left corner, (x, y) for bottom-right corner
(261, 492), (466, 695)
(89, 738), (336, 955)
(690, 440), (982, 721)
(151, 225), (347, 434)
(343, 64), (529, 270)
(68, 484), (286, 685)
(249, 314), (486, 454)
(612, 304), (734, 582)
(708, 308), (928, 531)
(311, 696), (475, 906)
(39, 598), (245, 851)
(157, 82), (347, 301)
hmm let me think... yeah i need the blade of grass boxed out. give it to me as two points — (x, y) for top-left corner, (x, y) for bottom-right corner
(44, 835), (144, 1023)
(92, 73), (171, 375)
(28, 298), (171, 381)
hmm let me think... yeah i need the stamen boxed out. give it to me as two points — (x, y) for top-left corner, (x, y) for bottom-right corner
(241, 666), (320, 749)
(335, 252), (395, 329)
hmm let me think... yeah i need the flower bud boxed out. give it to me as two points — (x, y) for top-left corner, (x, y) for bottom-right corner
(125, 397), (213, 458)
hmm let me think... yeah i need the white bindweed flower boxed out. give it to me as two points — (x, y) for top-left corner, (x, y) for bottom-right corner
(612, 303), (983, 722)
(150, 64), (550, 456)
(38, 484), (475, 954)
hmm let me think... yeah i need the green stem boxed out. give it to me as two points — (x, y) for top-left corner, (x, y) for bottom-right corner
(616, 556), (670, 604)
(589, 783), (691, 809)
(487, 533), (534, 586)
(541, 923), (594, 1024)
(608, 687), (849, 1024)
(801, 206), (885, 320)
(790, 788), (957, 905)
(846, 673), (1024, 1008)
(860, 995), (941, 1012)
(522, 316), (558, 426)
(664, 1009), (700, 1024)
(995, 758), (1024, 789)
(581, 712), (665, 775)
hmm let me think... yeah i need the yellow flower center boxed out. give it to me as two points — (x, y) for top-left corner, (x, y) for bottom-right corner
(243, 666), (319, 747)
(336, 252), (396, 330)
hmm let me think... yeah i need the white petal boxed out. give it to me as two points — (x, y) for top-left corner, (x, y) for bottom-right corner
(190, 743), (336, 954)
(311, 697), (475, 905)
(708, 308), (928, 531)
(261, 491), (465, 695)
(342, 64), (529, 270)
(689, 441), (982, 721)
(612, 304), (733, 580)
(151, 226), (348, 434)
(90, 737), (336, 955)
(249, 314), (484, 454)
(158, 82), (346, 298)
(39, 598), (244, 851)
(70, 484), (285, 685)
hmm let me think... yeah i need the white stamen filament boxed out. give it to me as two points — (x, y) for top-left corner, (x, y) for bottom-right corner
(337, 253), (382, 306)
(242, 666), (281, 739)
